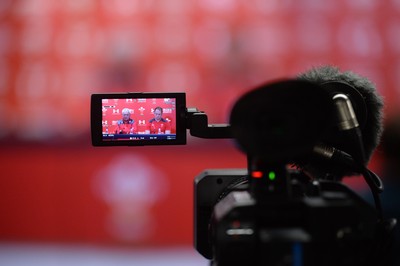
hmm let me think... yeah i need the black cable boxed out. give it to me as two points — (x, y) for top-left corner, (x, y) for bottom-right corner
(360, 166), (383, 220)
(329, 147), (384, 219)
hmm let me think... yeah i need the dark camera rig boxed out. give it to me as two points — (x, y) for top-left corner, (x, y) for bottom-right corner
(186, 80), (396, 266)
(91, 79), (396, 266)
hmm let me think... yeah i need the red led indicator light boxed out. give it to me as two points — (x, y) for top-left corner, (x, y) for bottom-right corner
(251, 171), (263, 178)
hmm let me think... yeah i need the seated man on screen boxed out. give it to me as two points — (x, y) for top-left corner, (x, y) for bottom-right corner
(147, 107), (171, 134)
(115, 108), (137, 134)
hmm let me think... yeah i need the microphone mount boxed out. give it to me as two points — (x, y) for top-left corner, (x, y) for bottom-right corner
(186, 107), (232, 139)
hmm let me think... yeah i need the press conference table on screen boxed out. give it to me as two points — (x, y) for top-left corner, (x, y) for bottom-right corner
(103, 133), (176, 141)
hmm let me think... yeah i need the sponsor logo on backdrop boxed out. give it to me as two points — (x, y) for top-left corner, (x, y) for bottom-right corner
(138, 106), (145, 115)
(163, 108), (173, 114)
(151, 107), (172, 114)
(164, 98), (174, 104)
(93, 154), (169, 242)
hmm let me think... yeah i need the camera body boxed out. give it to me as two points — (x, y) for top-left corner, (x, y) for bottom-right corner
(91, 79), (395, 266)
(194, 169), (379, 266)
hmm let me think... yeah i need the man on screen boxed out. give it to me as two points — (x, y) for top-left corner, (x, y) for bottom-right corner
(148, 106), (171, 134)
(115, 108), (137, 134)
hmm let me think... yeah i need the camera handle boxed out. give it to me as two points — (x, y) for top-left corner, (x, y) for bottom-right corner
(186, 107), (232, 139)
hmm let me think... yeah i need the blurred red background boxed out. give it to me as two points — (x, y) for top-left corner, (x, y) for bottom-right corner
(1, 0), (399, 250)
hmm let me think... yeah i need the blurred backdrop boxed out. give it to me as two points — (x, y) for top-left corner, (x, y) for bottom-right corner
(1, 0), (400, 264)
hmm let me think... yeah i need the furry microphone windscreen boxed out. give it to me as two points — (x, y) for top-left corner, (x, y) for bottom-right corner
(298, 65), (384, 163)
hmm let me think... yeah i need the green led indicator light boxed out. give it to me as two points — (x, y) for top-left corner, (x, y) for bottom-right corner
(268, 171), (276, 181)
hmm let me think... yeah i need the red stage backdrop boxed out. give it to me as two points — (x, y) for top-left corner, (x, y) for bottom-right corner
(0, 0), (398, 248)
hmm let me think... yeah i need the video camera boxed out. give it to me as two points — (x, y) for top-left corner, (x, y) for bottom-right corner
(91, 79), (395, 266)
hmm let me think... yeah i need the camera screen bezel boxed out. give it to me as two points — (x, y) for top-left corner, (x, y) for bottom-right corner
(91, 92), (187, 146)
